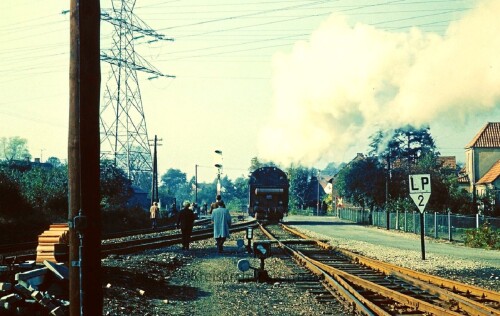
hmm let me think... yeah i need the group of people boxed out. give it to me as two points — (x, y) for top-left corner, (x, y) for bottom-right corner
(149, 194), (231, 253)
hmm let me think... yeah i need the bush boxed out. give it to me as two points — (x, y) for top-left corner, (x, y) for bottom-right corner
(464, 222), (500, 250)
(102, 206), (150, 234)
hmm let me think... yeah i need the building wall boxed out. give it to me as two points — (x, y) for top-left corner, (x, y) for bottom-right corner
(466, 147), (500, 193)
(476, 148), (500, 180)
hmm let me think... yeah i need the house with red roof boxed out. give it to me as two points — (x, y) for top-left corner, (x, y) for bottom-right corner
(463, 122), (500, 206)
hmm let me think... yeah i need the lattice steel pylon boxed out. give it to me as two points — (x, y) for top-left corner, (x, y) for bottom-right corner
(99, 0), (174, 187)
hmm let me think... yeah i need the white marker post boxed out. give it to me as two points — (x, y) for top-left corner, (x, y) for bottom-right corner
(409, 174), (431, 260)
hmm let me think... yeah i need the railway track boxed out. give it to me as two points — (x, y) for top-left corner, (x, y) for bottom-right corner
(259, 223), (500, 316)
(0, 218), (254, 262)
(102, 219), (256, 255)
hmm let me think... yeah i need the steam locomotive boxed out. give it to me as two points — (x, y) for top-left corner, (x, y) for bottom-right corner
(248, 166), (289, 221)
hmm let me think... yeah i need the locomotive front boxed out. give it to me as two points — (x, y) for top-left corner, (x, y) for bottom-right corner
(248, 167), (289, 221)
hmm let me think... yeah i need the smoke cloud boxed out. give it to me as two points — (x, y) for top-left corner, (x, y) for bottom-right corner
(258, 0), (500, 166)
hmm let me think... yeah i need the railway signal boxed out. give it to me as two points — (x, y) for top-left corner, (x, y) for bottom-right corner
(409, 174), (431, 260)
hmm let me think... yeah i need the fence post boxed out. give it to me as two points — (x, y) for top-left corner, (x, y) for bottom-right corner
(386, 209), (390, 230)
(413, 211), (416, 234)
(396, 210), (399, 230)
(448, 211), (452, 241)
(404, 211), (407, 232)
(434, 212), (438, 239)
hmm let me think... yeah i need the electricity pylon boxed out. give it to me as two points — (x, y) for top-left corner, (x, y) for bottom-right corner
(99, 0), (174, 187)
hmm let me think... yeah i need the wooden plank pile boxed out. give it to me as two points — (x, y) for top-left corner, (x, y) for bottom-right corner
(36, 224), (69, 264)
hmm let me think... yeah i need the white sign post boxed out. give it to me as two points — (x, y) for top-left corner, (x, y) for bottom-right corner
(409, 174), (431, 213)
(409, 174), (431, 260)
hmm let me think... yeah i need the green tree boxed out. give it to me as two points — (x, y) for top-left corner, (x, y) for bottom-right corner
(249, 157), (263, 173)
(100, 160), (133, 212)
(369, 125), (437, 168)
(0, 136), (31, 162)
(46, 156), (62, 168)
(369, 126), (438, 202)
(18, 164), (68, 221)
(0, 167), (29, 218)
(159, 168), (190, 206)
(0, 166), (47, 244)
(335, 157), (386, 210)
(232, 176), (249, 203)
(249, 157), (277, 173)
(287, 164), (311, 210)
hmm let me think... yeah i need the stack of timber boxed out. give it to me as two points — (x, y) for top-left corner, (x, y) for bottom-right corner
(36, 224), (69, 264)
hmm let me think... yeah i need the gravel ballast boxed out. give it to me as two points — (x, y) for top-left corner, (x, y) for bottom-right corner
(103, 220), (499, 315)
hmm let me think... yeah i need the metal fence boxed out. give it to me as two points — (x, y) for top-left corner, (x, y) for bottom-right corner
(336, 207), (500, 243)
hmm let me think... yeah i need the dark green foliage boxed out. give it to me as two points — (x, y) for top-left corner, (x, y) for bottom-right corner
(100, 160), (134, 212)
(335, 157), (385, 210)
(464, 222), (500, 249)
(159, 168), (189, 205)
(248, 157), (277, 173)
(100, 161), (150, 232)
(0, 167), (49, 244)
(286, 164), (311, 210)
(101, 206), (150, 234)
(18, 165), (68, 221)
(369, 125), (437, 165)
(159, 168), (250, 212)
(0, 167), (28, 218)
(364, 125), (474, 214)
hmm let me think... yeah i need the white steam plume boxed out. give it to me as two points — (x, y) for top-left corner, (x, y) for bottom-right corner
(258, 0), (500, 166)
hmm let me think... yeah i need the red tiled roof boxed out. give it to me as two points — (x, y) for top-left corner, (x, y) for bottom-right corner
(436, 156), (456, 169)
(476, 159), (500, 184)
(465, 122), (500, 148)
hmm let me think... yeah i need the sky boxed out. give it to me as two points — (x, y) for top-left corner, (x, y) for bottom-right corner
(1, 0), (499, 183)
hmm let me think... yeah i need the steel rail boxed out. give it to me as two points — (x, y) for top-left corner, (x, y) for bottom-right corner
(264, 223), (465, 315)
(335, 249), (500, 316)
(0, 218), (212, 256)
(2, 219), (256, 263)
(102, 220), (257, 255)
(308, 254), (464, 316)
(259, 223), (383, 316)
(280, 223), (500, 316)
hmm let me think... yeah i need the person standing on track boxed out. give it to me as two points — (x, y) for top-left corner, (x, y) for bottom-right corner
(150, 202), (160, 229)
(177, 201), (196, 250)
(211, 200), (231, 253)
(209, 194), (223, 214)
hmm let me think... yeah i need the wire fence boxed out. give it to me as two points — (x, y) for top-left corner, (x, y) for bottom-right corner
(334, 207), (500, 243)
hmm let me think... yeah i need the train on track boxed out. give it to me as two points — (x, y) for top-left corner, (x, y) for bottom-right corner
(248, 166), (289, 221)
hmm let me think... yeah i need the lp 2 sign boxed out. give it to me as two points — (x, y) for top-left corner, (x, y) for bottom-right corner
(409, 174), (431, 213)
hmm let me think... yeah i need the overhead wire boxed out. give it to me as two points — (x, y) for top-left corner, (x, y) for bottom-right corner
(0, 0), (475, 100)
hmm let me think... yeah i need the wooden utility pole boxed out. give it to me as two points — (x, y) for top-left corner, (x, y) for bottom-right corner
(69, 0), (101, 315)
(195, 164), (198, 205)
(150, 135), (161, 205)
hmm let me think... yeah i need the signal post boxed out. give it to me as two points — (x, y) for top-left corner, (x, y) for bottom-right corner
(409, 174), (431, 260)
